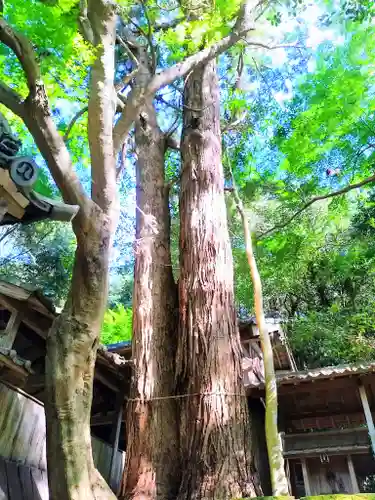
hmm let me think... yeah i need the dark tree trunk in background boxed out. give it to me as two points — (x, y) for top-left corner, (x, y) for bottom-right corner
(176, 60), (261, 500)
(120, 49), (180, 500)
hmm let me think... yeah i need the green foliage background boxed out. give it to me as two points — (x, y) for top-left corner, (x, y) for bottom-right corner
(1, 0), (375, 361)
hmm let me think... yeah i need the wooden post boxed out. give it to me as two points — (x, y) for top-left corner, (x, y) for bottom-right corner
(285, 458), (292, 495)
(358, 383), (375, 456)
(108, 391), (124, 491)
(347, 455), (360, 493)
(0, 310), (22, 349)
(301, 458), (311, 496)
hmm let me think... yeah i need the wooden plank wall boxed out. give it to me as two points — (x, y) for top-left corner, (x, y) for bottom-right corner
(0, 382), (125, 498)
(307, 456), (352, 495)
(0, 456), (49, 500)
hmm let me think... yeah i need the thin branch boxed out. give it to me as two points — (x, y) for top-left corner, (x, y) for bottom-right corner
(252, 56), (277, 105)
(156, 94), (211, 113)
(123, 15), (150, 45)
(113, 0), (260, 154)
(241, 39), (306, 51)
(153, 17), (185, 32)
(166, 111), (179, 135)
(146, 20), (256, 95)
(221, 111), (247, 133)
(115, 35), (140, 91)
(0, 19), (40, 91)
(0, 17), (88, 211)
(116, 35), (139, 68)
(234, 50), (244, 90)
(0, 225), (17, 245)
(116, 139), (127, 180)
(63, 106), (88, 142)
(259, 173), (375, 238)
(0, 81), (25, 118)
(1, 229), (53, 266)
(140, 0), (157, 74)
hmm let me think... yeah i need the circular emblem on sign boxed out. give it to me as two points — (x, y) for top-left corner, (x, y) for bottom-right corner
(9, 156), (38, 188)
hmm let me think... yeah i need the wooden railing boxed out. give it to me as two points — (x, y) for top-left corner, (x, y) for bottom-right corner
(283, 427), (370, 457)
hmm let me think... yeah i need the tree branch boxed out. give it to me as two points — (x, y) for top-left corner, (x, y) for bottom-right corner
(0, 17), (89, 213)
(241, 39), (306, 51)
(221, 112), (247, 133)
(113, 0), (259, 154)
(87, 0), (118, 211)
(259, 173), (375, 238)
(78, 0), (94, 44)
(146, 0), (258, 95)
(165, 136), (180, 150)
(115, 35), (140, 91)
(140, 0), (157, 74)
(63, 106), (88, 142)
(0, 81), (25, 118)
(0, 18), (40, 91)
(0, 225), (17, 245)
(153, 17), (185, 32)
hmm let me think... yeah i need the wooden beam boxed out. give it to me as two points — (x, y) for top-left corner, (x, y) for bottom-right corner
(301, 458), (311, 496)
(285, 458), (292, 496)
(358, 383), (375, 456)
(347, 455), (360, 493)
(0, 352), (29, 378)
(108, 392), (124, 490)
(91, 411), (125, 427)
(0, 311), (22, 349)
(279, 377), (359, 396)
(284, 445), (369, 458)
(0, 310), (22, 348)
(0, 295), (52, 337)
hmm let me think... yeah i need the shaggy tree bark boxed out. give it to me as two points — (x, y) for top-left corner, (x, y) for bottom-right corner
(176, 59), (261, 500)
(119, 47), (180, 500)
(229, 170), (289, 496)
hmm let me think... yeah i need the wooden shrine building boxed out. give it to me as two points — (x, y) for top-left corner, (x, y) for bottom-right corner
(241, 318), (375, 497)
(0, 276), (374, 498)
(0, 280), (131, 499)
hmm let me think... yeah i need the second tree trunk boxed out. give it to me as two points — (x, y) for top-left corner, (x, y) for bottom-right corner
(120, 93), (180, 499)
(176, 60), (261, 500)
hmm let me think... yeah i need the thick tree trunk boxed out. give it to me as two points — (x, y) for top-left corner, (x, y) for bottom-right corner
(120, 55), (180, 498)
(45, 207), (117, 500)
(176, 60), (261, 500)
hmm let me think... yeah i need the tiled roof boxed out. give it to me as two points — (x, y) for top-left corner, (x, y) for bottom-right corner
(0, 280), (55, 316)
(0, 347), (33, 373)
(278, 362), (375, 385)
(97, 345), (132, 370)
(244, 361), (375, 389)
